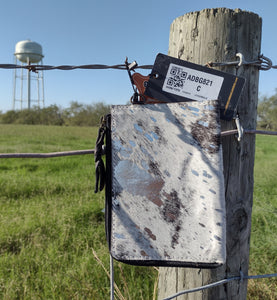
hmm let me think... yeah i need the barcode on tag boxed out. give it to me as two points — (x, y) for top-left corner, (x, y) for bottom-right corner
(163, 63), (224, 101)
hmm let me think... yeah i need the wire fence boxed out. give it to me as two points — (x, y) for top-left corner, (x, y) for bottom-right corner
(0, 63), (153, 71)
(1, 125), (276, 300)
(0, 53), (276, 72)
(0, 149), (94, 158)
(1, 54), (276, 299)
(163, 272), (277, 300)
(0, 129), (276, 159)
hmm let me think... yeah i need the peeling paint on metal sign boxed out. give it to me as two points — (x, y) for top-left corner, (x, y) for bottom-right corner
(110, 101), (226, 266)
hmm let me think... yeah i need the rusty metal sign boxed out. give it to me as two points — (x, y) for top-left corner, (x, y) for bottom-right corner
(109, 101), (226, 267)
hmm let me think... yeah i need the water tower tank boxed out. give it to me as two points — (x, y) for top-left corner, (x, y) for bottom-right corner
(14, 40), (43, 64)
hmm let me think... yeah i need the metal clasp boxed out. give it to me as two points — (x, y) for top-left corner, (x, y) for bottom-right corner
(235, 115), (244, 141)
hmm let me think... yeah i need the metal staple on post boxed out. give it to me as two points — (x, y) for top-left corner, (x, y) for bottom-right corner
(206, 53), (277, 70)
(235, 115), (244, 141)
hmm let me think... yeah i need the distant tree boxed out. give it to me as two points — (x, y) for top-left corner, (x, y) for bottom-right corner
(39, 105), (64, 125)
(89, 102), (111, 125)
(258, 89), (277, 130)
(63, 101), (84, 118)
(0, 110), (19, 124)
(14, 108), (40, 124)
(63, 101), (110, 126)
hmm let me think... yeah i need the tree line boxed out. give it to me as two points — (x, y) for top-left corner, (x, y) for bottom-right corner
(1, 91), (276, 129)
(0, 101), (110, 127)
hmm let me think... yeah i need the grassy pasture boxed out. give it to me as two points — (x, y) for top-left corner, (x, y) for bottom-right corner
(0, 124), (276, 299)
(249, 134), (277, 299)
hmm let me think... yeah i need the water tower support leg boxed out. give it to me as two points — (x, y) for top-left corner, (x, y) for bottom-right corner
(27, 57), (31, 109)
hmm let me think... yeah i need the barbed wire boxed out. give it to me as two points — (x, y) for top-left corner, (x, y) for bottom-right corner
(1, 52), (276, 300)
(163, 272), (277, 300)
(0, 63), (153, 71)
(0, 54), (276, 72)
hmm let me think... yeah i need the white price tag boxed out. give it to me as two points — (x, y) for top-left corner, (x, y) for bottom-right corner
(162, 63), (224, 101)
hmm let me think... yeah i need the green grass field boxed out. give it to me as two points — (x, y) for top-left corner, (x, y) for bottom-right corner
(249, 134), (277, 299)
(0, 124), (276, 299)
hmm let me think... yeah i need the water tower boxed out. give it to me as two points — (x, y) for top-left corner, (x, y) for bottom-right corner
(13, 40), (45, 110)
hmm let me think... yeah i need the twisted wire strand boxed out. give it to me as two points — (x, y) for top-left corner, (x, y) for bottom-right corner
(0, 54), (276, 71)
(0, 149), (94, 158)
(0, 129), (276, 159)
(163, 273), (277, 300)
(0, 63), (154, 71)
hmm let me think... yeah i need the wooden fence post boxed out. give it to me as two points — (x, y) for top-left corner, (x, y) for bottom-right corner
(158, 8), (262, 300)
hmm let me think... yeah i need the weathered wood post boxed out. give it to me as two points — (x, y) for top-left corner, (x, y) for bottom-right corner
(158, 8), (262, 300)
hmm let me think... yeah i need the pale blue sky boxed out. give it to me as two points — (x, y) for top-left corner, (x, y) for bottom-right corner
(0, 0), (276, 112)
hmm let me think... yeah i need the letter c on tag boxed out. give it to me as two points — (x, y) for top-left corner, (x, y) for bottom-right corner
(197, 85), (201, 92)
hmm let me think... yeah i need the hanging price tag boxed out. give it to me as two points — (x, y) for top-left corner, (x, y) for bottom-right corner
(144, 53), (245, 121)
